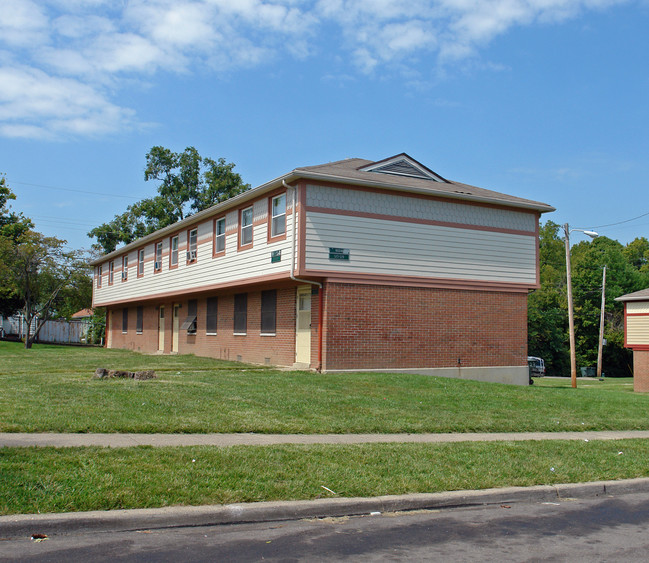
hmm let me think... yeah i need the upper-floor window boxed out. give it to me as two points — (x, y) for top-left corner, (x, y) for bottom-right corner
(97, 265), (102, 288)
(240, 207), (253, 247)
(187, 228), (198, 263)
(122, 255), (128, 282)
(170, 235), (179, 268)
(214, 217), (226, 255)
(270, 194), (286, 238)
(154, 241), (163, 272)
(138, 248), (145, 277)
(108, 261), (114, 285)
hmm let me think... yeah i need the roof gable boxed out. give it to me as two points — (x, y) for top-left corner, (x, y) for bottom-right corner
(358, 153), (446, 183)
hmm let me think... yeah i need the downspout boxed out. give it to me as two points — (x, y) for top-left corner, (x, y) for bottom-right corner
(283, 180), (323, 371)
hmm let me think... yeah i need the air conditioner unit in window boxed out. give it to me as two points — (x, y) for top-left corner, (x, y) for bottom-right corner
(154, 261), (160, 270)
(121, 272), (127, 281)
(187, 250), (197, 261)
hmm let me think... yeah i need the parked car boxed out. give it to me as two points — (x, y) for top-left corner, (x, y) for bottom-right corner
(527, 356), (545, 377)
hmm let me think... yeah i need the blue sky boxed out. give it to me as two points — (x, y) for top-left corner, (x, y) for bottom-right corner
(1, 0), (648, 252)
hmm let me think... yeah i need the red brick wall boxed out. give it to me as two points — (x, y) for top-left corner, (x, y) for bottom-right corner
(107, 287), (297, 366)
(321, 282), (528, 370)
(633, 350), (649, 392)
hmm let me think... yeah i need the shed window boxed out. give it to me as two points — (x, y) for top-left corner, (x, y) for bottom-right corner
(234, 293), (247, 334)
(261, 290), (276, 334)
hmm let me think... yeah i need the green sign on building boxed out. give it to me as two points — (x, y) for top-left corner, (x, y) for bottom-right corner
(329, 248), (350, 261)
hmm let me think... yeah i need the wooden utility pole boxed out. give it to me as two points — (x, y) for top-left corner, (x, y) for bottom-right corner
(597, 265), (607, 379)
(564, 223), (577, 388)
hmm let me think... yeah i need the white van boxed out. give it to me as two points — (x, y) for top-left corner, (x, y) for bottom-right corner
(527, 356), (545, 377)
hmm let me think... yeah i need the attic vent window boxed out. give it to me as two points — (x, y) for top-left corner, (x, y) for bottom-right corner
(374, 160), (431, 179)
(360, 155), (446, 182)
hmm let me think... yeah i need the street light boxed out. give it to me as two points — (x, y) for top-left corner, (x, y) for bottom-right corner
(564, 224), (599, 388)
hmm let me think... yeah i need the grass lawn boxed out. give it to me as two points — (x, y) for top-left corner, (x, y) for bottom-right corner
(0, 341), (646, 434)
(2, 439), (648, 515)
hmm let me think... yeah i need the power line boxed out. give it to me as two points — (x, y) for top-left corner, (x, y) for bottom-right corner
(592, 211), (649, 229)
(8, 179), (141, 200)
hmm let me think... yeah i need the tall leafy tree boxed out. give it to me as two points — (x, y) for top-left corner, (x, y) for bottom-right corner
(527, 221), (569, 376)
(88, 147), (249, 253)
(0, 231), (87, 348)
(0, 176), (34, 316)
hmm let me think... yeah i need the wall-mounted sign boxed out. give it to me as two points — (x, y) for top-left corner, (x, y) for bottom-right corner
(271, 250), (281, 263)
(329, 248), (350, 261)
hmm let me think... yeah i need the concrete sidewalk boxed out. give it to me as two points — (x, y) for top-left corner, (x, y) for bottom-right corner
(2, 430), (649, 448)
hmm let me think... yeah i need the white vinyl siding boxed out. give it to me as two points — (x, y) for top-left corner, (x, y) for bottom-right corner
(304, 211), (537, 284)
(627, 315), (649, 346)
(93, 206), (294, 307)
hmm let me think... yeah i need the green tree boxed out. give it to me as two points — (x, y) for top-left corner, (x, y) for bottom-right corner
(623, 237), (649, 272)
(0, 176), (34, 316)
(570, 236), (649, 376)
(0, 231), (87, 348)
(527, 221), (569, 376)
(88, 147), (249, 253)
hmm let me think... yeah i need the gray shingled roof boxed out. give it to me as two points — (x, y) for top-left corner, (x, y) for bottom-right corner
(615, 288), (649, 302)
(294, 156), (555, 213)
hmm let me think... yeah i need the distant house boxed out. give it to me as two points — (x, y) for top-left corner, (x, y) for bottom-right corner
(615, 288), (649, 391)
(90, 153), (554, 385)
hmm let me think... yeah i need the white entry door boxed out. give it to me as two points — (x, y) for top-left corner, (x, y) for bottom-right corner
(158, 306), (165, 352)
(172, 304), (179, 353)
(295, 286), (312, 364)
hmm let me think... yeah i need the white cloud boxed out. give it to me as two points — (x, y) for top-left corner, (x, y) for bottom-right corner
(0, 0), (633, 139)
(0, 66), (136, 139)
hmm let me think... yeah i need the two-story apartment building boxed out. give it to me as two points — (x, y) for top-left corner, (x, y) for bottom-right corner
(91, 154), (554, 385)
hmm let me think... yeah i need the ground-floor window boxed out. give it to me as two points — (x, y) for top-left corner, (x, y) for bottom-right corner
(206, 297), (218, 335)
(122, 308), (128, 333)
(136, 306), (143, 334)
(234, 293), (247, 334)
(261, 290), (277, 335)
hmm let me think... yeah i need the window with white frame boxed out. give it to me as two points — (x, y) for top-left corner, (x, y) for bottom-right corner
(108, 261), (114, 284)
(240, 207), (253, 246)
(138, 248), (145, 276)
(187, 229), (198, 262)
(155, 241), (163, 271)
(271, 194), (286, 237)
(215, 217), (226, 254)
(122, 255), (128, 281)
(97, 265), (102, 288)
(170, 235), (179, 267)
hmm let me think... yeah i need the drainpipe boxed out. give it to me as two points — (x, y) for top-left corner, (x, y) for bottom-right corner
(283, 180), (323, 371)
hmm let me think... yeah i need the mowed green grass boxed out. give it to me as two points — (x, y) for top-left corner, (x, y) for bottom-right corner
(2, 440), (648, 515)
(0, 341), (647, 433)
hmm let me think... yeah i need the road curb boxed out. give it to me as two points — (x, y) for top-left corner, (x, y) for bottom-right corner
(3, 478), (649, 539)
